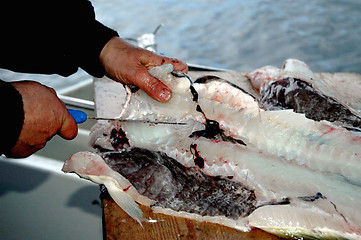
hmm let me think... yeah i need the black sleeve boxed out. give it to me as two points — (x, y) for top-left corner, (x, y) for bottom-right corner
(0, 80), (24, 156)
(0, 0), (118, 78)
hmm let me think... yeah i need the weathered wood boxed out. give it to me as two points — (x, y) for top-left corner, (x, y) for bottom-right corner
(103, 198), (283, 240)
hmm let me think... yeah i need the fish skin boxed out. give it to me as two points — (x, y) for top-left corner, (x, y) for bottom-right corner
(81, 64), (361, 239)
(102, 148), (257, 219)
(63, 145), (361, 239)
(94, 121), (361, 233)
(61, 152), (144, 224)
(62, 149), (257, 227)
(246, 59), (361, 131)
(260, 77), (361, 131)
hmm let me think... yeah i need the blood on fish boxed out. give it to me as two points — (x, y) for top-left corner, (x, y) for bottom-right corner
(110, 128), (130, 150)
(190, 86), (199, 102)
(86, 162), (107, 175)
(97, 165), (107, 174)
(219, 157), (228, 164)
(323, 126), (337, 135)
(190, 144), (205, 168)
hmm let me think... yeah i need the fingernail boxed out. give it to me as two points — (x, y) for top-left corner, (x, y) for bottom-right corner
(159, 88), (172, 102)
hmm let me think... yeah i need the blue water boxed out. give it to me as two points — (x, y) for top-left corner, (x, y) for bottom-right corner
(1, 0), (360, 90)
(92, 0), (361, 73)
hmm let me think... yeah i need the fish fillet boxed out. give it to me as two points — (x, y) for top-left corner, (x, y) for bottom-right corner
(64, 63), (361, 239)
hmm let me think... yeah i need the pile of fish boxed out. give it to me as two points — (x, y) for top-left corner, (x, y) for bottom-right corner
(63, 59), (361, 239)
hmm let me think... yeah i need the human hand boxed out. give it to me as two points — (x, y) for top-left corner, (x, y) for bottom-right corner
(7, 81), (78, 158)
(100, 36), (188, 102)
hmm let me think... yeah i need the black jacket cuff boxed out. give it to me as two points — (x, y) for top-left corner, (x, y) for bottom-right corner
(75, 20), (119, 78)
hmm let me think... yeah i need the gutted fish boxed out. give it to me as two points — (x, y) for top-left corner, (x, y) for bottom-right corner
(108, 66), (361, 185)
(63, 147), (361, 239)
(246, 59), (361, 131)
(64, 64), (361, 239)
(63, 148), (257, 219)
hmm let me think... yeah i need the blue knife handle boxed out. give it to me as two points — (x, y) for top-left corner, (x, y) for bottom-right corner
(68, 109), (87, 124)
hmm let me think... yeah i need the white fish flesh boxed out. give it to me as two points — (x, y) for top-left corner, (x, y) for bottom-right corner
(64, 64), (361, 239)
(193, 77), (361, 185)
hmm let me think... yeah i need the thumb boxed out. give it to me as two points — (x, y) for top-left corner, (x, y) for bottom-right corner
(58, 110), (78, 140)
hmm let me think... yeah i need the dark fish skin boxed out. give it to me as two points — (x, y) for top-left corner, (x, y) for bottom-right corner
(102, 147), (257, 219)
(261, 77), (361, 131)
(195, 75), (256, 100)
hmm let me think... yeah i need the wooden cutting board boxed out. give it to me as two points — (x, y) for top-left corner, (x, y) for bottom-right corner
(102, 198), (283, 240)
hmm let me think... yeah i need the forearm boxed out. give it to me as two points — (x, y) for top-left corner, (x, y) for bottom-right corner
(0, 80), (24, 155)
(73, 20), (119, 78)
(63, 0), (119, 77)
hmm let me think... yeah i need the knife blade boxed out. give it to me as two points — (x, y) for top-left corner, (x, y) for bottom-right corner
(68, 109), (187, 125)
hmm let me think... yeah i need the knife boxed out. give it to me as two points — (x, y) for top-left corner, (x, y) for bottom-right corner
(68, 109), (187, 125)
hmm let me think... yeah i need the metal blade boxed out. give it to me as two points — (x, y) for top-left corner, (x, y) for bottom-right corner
(87, 117), (187, 125)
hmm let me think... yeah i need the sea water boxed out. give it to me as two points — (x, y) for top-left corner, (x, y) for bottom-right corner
(1, 0), (360, 90)
(92, 0), (361, 72)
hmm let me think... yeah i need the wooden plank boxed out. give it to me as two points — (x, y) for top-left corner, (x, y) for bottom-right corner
(102, 198), (283, 240)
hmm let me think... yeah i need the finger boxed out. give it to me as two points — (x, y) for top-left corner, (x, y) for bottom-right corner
(58, 109), (78, 140)
(144, 53), (188, 73)
(132, 68), (172, 103)
(165, 58), (189, 73)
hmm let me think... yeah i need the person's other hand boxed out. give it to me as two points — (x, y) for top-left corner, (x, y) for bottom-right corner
(100, 36), (188, 103)
(7, 81), (78, 158)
